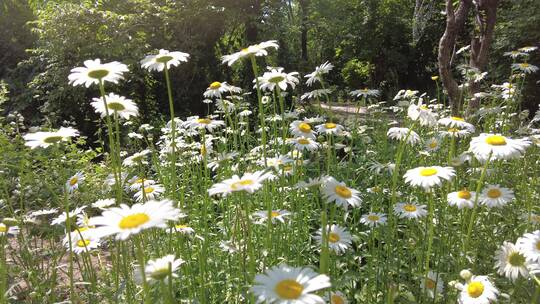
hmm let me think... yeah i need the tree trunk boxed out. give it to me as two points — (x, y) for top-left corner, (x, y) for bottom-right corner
(467, 0), (499, 114)
(437, 0), (471, 115)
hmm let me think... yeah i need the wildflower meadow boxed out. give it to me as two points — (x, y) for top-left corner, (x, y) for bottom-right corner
(1, 1), (540, 304)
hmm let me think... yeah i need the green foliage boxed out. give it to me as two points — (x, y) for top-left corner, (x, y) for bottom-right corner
(341, 59), (374, 88)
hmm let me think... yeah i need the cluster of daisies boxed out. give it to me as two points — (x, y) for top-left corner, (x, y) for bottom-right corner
(8, 39), (540, 304)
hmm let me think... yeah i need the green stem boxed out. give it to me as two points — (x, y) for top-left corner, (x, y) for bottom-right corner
(462, 153), (492, 257)
(164, 65), (178, 203)
(250, 56), (267, 165)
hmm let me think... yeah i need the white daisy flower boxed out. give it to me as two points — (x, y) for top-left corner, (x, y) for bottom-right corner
(512, 63), (539, 74)
(289, 120), (317, 139)
(65, 172), (84, 193)
(63, 228), (101, 254)
(457, 275), (498, 304)
(350, 88), (380, 99)
(262, 155), (293, 170)
(438, 116), (475, 130)
(321, 177), (362, 208)
(494, 241), (530, 282)
(301, 89), (333, 100)
(252, 210), (291, 224)
(128, 177), (156, 192)
(503, 50), (527, 59)
(0, 223), (20, 236)
(208, 170), (274, 197)
(140, 49), (189, 72)
(519, 46), (538, 53)
(315, 122), (344, 135)
(421, 271), (444, 299)
(23, 127), (79, 149)
(469, 133), (530, 161)
(89, 199), (182, 240)
(167, 224), (195, 235)
(256, 67), (300, 92)
(51, 206), (87, 226)
(203, 81), (240, 99)
(394, 202), (427, 219)
(133, 184), (165, 202)
(516, 230), (540, 263)
(142, 255), (184, 282)
(387, 127), (421, 145)
(360, 212), (387, 227)
(305, 61), (333, 86)
(92, 199), (115, 209)
(407, 102), (437, 126)
(184, 116), (226, 132)
(393, 89), (419, 101)
(91, 93), (139, 120)
(315, 224), (353, 254)
(250, 264), (331, 304)
(425, 137), (441, 152)
(325, 291), (348, 304)
(68, 59), (128, 87)
(288, 137), (320, 151)
(479, 185), (514, 208)
(447, 190), (476, 209)
(439, 127), (473, 138)
(403, 166), (455, 190)
(222, 40), (279, 66)
(123, 149), (151, 167)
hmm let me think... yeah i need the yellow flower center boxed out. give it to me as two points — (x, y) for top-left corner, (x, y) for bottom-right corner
(487, 188), (502, 199)
(0, 225), (6, 233)
(451, 116), (465, 121)
(271, 211), (280, 217)
(536, 241), (540, 250)
(485, 135), (507, 146)
(520, 63), (530, 68)
(269, 76), (285, 83)
(335, 185), (352, 198)
(87, 69), (110, 79)
(197, 118), (211, 124)
(420, 105), (428, 110)
(298, 122), (312, 133)
(425, 278), (436, 289)
(231, 179), (254, 190)
(107, 102), (126, 111)
(419, 168), (437, 177)
(144, 187), (155, 194)
(155, 55), (173, 63)
(76, 239), (91, 247)
(403, 204), (417, 212)
(331, 294), (345, 304)
(367, 215), (380, 222)
(448, 128), (460, 133)
(508, 251), (526, 266)
(429, 141), (438, 148)
(200, 145), (207, 156)
(69, 177), (78, 186)
(328, 232), (340, 243)
(274, 279), (304, 299)
(457, 190), (472, 199)
(241, 48), (249, 53)
(361, 88), (369, 92)
(467, 281), (484, 298)
(297, 138), (310, 145)
(43, 136), (63, 144)
(209, 81), (221, 89)
(118, 213), (150, 229)
(150, 268), (170, 280)
(324, 122), (337, 129)
(175, 224), (188, 229)
(76, 226), (90, 233)
(431, 76), (439, 81)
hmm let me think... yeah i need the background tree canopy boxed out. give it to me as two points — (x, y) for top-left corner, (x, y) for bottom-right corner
(1, 0), (539, 143)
